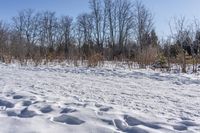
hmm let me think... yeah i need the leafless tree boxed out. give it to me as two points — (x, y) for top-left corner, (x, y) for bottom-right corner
(104, 0), (117, 52)
(76, 13), (94, 58)
(131, 0), (154, 67)
(0, 21), (9, 61)
(116, 0), (133, 52)
(191, 18), (200, 72)
(89, 0), (106, 53)
(13, 9), (40, 59)
(104, 0), (134, 59)
(38, 11), (59, 59)
(58, 16), (73, 58)
(169, 16), (191, 73)
(133, 0), (153, 51)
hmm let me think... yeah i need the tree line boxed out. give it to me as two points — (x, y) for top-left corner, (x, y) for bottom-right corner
(0, 0), (200, 72)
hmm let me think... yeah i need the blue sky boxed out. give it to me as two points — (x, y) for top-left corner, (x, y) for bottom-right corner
(0, 0), (200, 37)
(0, 0), (89, 21)
(141, 0), (200, 37)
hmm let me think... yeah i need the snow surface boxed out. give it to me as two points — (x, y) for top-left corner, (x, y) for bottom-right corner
(0, 62), (200, 133)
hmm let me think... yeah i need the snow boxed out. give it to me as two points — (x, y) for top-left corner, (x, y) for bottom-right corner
(0, 62), (200, 133)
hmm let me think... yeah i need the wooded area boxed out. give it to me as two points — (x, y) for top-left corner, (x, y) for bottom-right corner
(0, 0), (200, 72)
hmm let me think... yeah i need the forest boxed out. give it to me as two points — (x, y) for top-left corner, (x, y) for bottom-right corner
(0, 0), (200, 73)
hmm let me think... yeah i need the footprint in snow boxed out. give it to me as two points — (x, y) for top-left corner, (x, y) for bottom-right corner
(124, 115), (162, 129)
(173, 124), (188, 131)
(13, 95), (24, 99)
(60, 107), (77, 114)
(22, 100), (32, 106)
(0, 99), (14, 108)
(99, 106), (113, 112)
(101, 119), (114, 126)
(18, 108), (37, 118)
(7, 111), (18, 117)
(124, 115), (142, 126)
(95, 103), (102, 108)
(114, 119), (149, 133)
(179, 120), (199, 127)
(6, 107), (37, 118)
(40, 105), (53, 113)
(53, 115), (85, 125)
(65, 102), (87, 108)
(5, 92), (16, 97)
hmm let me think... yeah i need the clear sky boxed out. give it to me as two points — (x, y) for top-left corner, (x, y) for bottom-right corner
(0, 0), (200, 38)
(141, 0), (200, 38)
(0, 0), (89, 21)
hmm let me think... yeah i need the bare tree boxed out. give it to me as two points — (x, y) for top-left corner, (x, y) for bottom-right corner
(132, 0), (154, 67)
(0, 21), (9, 61)
(133, 0), (153, 51)
(13, 9), (40, 59)
(76, 13), (94, 58)
(89, 0), (106, 53)
(75, 19), (84, 58)
(104, 0), (117, 56)
(58, 16), (73, 58)
(169, 16), (191, 73)
(12, 11), (28, 62)
(38, 11), (59, 58)
(116, 0), (133, 53)
(104, 0), (134, 59)
(163, 37), (172, 68)
(191, 18), (200, 72)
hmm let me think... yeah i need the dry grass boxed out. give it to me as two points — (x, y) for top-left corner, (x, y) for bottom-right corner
(137, 47), (158, 68)
(88, 53), (104, 67)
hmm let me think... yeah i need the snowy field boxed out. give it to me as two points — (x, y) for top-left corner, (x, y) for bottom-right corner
(0, 62), (200, 133)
